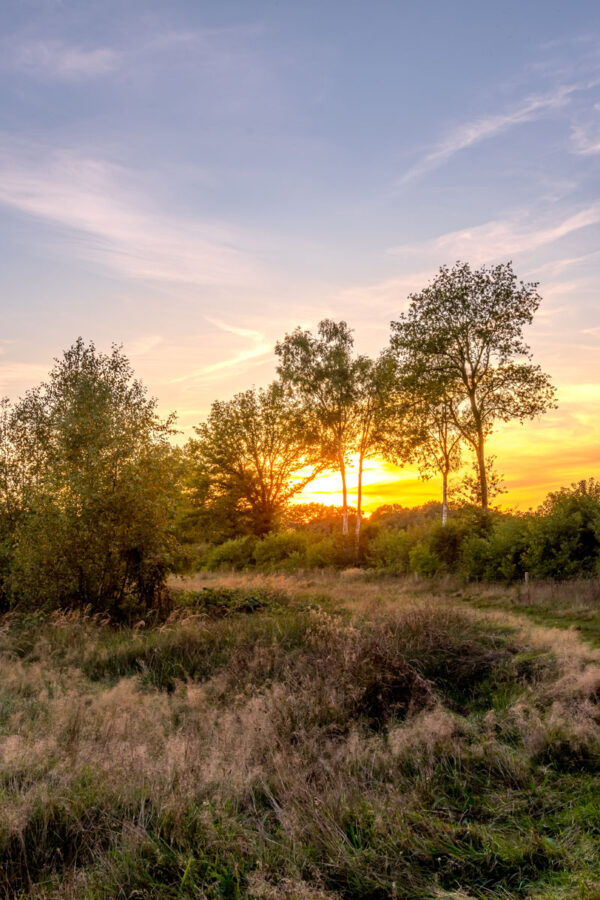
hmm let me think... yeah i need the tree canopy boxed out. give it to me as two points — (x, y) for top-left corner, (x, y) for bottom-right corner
(275, 320), (358, 534)
(1, 339), (178, 616)
(390, 261), (556, 510)
(188, 382), (325, 537)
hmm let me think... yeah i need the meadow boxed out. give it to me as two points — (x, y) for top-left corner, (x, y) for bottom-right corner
(1, 572), (600, 899)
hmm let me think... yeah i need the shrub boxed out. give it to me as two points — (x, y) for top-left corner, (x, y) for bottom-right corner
(427, 520), (469, 570)
(170, 541), (211, 574)
(409, 542), (441, 578)
(205, 536), (257, 571)
(177, 586), (287, 617)
(6, 341), (178, 619)
(252, 531), (311, 570)
(367, 528), (413, 574)
(304, 535), (338, 568)
(460, 534), (493, 581)
(486, 517), (530, 580)
(523, 482), (600, 580)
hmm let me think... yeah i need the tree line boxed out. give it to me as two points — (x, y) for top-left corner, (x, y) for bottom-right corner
(0, 261), (560, 616)
(191, 260), (555, 546)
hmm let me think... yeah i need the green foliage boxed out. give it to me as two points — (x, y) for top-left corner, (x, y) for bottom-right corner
(408, 541), (440, 577)
(458, 484), (600, 582)
(426, 519), (471, 570)
(523, 480), (600, 579)
(304, 534), (339, 568)
(190, 486), (600, 583)
(199, 529), (354, 573)
(2, 340), (178, 618)
(205, 536), (258, 571)
(460, 533), (494, 581)
(461, 516), (530, 581)
(367, 528), (413, 574)
(187, 383), (323, 539)
(275, 319), (360, 534)
(391, 261), (556, 509)
(252, 530), (310, 570)
(376, 519), (475, 579)
(176, 585), (287, 617)
(4, 587), (600, 898)
(170, 541), (211, 574)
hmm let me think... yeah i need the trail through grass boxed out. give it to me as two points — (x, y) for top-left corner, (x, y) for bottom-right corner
(1, 573), (600, 898)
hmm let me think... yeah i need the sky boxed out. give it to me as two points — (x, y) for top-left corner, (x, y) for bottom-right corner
(0, 0), (599, 511)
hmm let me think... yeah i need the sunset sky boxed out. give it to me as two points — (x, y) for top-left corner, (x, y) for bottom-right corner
(1, 0), (599, 511)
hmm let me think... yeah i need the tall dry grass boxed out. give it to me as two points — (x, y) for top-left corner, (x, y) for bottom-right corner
(1, 574), (600, 897)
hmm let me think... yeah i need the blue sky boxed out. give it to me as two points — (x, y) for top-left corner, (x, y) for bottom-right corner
(1, 0), (599, 503)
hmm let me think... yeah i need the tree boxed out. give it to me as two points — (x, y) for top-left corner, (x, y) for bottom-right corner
(390, 261), (556, 510)
(0, 398), (28, 605)
(5, 339), (178, 616)
(275, 320), (357, 535)
(352, 352), (399, 549)
(393, 363), (465, 525)
(188, 382), (325, 537)
(450, 454), (506, 509)
(412, 395), (463, 526)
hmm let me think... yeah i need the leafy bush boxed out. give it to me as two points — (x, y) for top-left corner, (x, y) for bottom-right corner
(304, 535), (338, 568)
(205, 536), (257, 571)
(460, 533), (493, 581)
(367, 528), (413, 574)
(523, 481), (600, 580)
(177, 585), (286, 617)
(427, 520), (470, 570)
(485, 516), (530, 580)
(4, 341), (178, 619)
(409, 542), (441, 577)
(170, 541), (211, 574)
(406, 521), (471, 578)
(252, 531), (310, 570)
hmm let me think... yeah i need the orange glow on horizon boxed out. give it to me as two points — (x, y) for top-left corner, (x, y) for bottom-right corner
(295, 386), (600, 512)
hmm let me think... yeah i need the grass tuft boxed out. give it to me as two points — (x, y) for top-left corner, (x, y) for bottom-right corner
(2, 572), (600, 897)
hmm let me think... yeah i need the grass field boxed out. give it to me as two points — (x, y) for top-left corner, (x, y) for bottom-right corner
(1, 572), (600, 898)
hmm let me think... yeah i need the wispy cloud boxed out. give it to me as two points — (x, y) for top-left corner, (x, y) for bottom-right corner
(526, 249), (600, 278)
(171, 318), (272, 384)
(0, 144), (264, 288)
(571, 104), (600, 155)
(204, 318), (268, 344)
(4, 39), (120, 79)
(0, 362), (49, 392)
(1, 25), (267, 84)
(335, 271), (432, 320)
(388, 204), (600, 264)
(398, 83), (590, 184)
(125, 335), (164, 358)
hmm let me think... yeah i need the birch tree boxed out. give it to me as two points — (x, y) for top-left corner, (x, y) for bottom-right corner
(352, 352), (398, 549)
(412, 396), (463, 526)
(275, 320), (357, 535)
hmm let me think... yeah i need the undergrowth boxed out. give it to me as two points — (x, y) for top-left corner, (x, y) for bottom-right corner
(1, 573), (600, 898)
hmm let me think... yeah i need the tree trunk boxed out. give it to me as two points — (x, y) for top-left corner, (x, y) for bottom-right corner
(442, 470), (448, 526)
(467, 392), (488, 512)
(339, 451), (349, 535)
(354, 451), (364, 558)
(475, 436), (488, 511)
